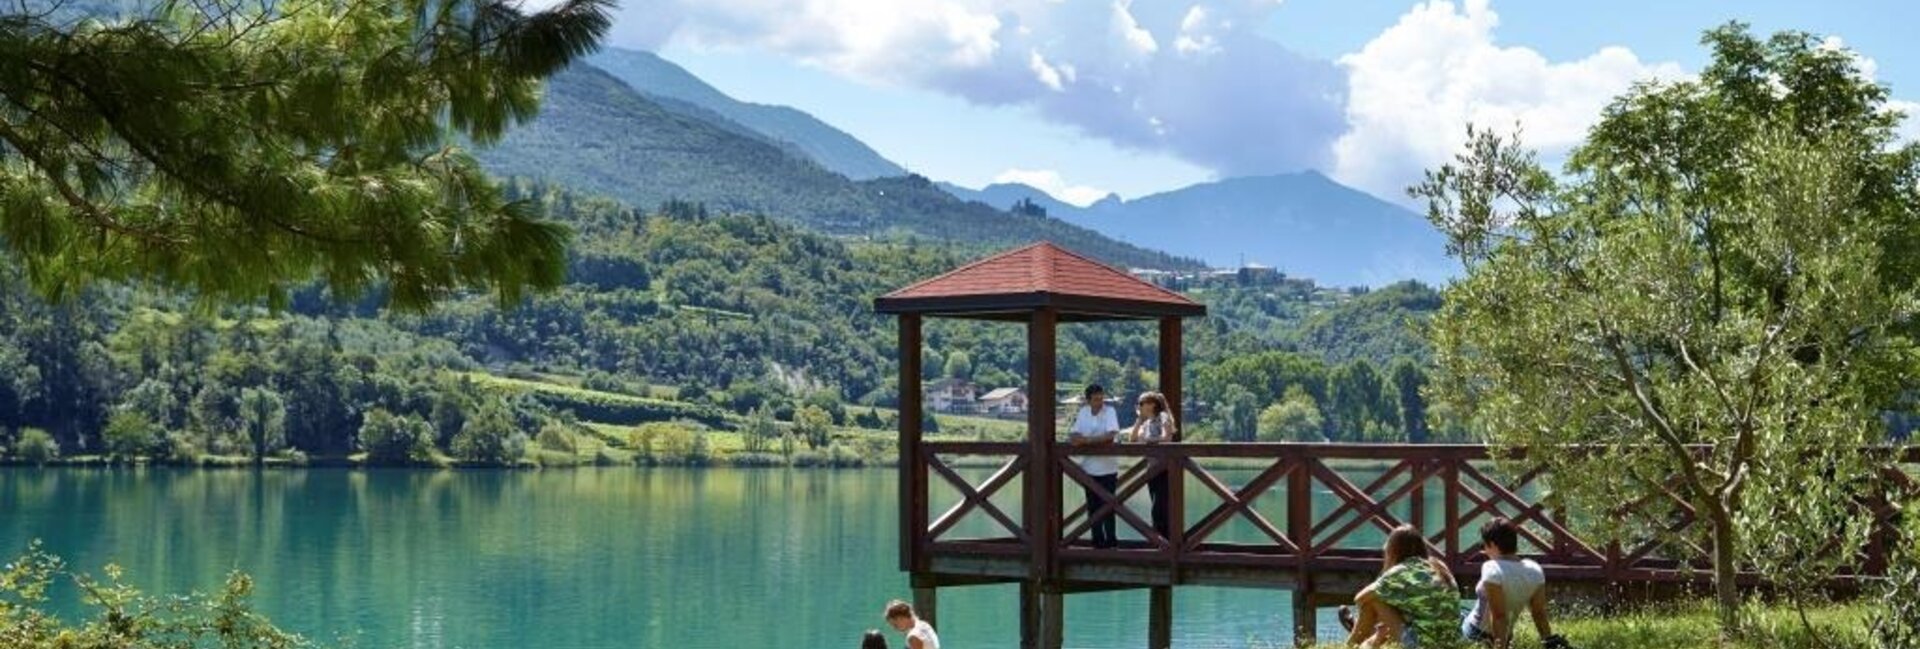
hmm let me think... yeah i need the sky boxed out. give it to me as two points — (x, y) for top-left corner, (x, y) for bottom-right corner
(611, 0), (1920, 206)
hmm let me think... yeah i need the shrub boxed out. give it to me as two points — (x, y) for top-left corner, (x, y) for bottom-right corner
(535, 423), (579, 454)
(359, 409), (434, 465)
(452, 403), (528, 465)
(592, 447), (623, 466)
(727, 452), (786, 467)
(104, 411), (159, 460)
(163, 431), (204, 464)
(0, 541), (310, 648)
(1874, 507), (1920, 648)
(17, 428), (58, 465)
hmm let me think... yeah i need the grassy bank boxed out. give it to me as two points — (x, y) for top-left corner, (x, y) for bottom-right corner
(1303, 601), (1874, 649)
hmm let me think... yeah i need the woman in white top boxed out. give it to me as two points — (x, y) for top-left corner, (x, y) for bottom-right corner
(1463, 518), (1569, 649)
(1127, 391), (1177, 539)
(884, 600), (940, 649)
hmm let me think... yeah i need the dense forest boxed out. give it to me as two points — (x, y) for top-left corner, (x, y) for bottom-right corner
(0, 182), (1446, 466)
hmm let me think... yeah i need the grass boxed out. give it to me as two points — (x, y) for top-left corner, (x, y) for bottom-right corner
(1299, 601), (1873, 649)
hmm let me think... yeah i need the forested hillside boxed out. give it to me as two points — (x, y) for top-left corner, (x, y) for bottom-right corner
(473, 65), (1202, 272)
(587, 48), (906, 180)
(0, 186), (1442, 466)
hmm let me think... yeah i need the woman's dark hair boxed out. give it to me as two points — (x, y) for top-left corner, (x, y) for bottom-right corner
(1480, 517), (1521, 555)
(1084, 383), (1105, 399)
(1382, 524), (1429, 571)
(863, 629), (890, 649)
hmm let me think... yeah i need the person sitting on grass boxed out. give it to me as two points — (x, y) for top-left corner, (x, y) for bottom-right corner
(884, 600), (941, 649)
(1342, 524), (1460, 648)
(1462, 518), (1571, 649)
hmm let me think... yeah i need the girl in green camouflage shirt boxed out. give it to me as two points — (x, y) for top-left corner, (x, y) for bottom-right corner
(1343, 525), (1461, 648)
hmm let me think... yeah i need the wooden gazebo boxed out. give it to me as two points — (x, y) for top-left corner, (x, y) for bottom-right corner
(875, 242), (1205, 648)
(873, 243), (1920, 649)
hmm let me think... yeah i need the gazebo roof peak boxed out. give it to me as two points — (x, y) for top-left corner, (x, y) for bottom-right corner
(874, 242), (1205, 321)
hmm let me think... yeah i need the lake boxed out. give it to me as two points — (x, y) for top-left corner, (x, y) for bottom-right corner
(0, 467), (1396, 648)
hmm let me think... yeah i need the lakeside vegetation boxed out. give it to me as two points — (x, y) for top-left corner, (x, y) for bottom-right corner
(0, 189), (1450, 469)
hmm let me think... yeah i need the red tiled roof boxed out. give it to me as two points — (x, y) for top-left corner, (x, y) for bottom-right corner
(880, 242), (1201, 308)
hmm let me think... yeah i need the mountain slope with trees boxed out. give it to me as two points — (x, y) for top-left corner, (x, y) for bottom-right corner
(473, 64), (1201, 271)
(587, 48), (906, 180)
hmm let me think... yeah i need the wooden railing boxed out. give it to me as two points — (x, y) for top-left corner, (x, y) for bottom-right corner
(913, 442), (1920, 586)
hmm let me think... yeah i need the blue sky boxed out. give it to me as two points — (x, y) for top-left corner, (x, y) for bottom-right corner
(620, 1), (1918, 205)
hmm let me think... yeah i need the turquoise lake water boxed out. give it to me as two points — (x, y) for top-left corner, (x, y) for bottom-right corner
(0, 467), (1419, 648)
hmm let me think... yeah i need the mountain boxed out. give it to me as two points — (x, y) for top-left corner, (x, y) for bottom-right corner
(587, 48), (906, 181)
(938, 181), (1095, 219)
(942, 172), (1456, 288)
(474, 64), (1202, 271)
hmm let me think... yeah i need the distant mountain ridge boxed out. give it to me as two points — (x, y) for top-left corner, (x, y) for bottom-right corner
(473, 64), (1202, 271)
(587, 48), (906, 180)
(942, 172), (1457, 287)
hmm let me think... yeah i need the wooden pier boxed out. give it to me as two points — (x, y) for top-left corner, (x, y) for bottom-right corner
(875, 242), (1918, 648)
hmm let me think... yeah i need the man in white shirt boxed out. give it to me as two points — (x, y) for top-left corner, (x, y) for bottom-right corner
(1067, 384), (1121, 548)
(1463, 518), (1569, 649)
(884, 600), (940, 649)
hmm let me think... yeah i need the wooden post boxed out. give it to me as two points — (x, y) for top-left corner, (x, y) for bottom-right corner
(899, 314), (925, 573)
(1157, 317), (1183, 427)
(1028, 308), (1060, 581)
(1041, 586), (1065, 649)
(913, 584), (938, 630)
(1291, 588), (1317, 648)
(1444, 458), (1461, 563)
(1158, 317), (1186, 557)
(1288, 451), (1316, 647)
(1021, 581), (1041, 649)
(1148, 586), (1173, 649)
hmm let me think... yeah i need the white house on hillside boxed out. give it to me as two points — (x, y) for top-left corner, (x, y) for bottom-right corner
(977, 387), (1028, 416)
(925, 378), (978, 413)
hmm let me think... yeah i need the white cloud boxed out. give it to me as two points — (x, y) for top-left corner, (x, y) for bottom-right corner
(993, 168), (1111, 206)
(1892, 100), (1920, 144)
(1331, 0), (1685, 200)
(1109, 0), (1158, 56)
(623, 0), (1348, 177)
(1029, 50), (1067, 91)
(1174, 5), (1220, 56)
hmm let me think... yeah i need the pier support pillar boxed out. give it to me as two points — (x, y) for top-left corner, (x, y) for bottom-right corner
(1040, 585), (1065, 649)
(1020, 582), (1040, 649)
(913, 585), (938, 629)
(1291, 589), (1318, 648)
(1148, 586), (1172, 649)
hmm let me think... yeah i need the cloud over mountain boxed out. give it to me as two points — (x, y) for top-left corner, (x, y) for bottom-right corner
(620, 0), (1349, 178)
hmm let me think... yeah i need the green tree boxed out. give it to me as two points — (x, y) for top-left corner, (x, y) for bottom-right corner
(1415, 24), (1919, 635)
(452, 401), (526, 465)
(1388, 358), (1430, 443)
(0, 0), (611, 308)
(1328, 359), (1393, 440)
(944, 350), (973, 381)
(103, 410), (157, 460)
(794, 404), (833, 449)
(358, 408), (433, 465)
(238, 387), (285, 463)
(16, 426), (58, 465)
(1257, 386), (1324, 442)
(1214, 385), (1259, 442)
(743, 405), (778, 453)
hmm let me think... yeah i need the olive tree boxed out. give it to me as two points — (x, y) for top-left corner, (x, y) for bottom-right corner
(1416, 24), (1920, 635)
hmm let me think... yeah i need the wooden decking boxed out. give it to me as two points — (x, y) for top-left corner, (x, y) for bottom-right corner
(904, 441), (1919, 648)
